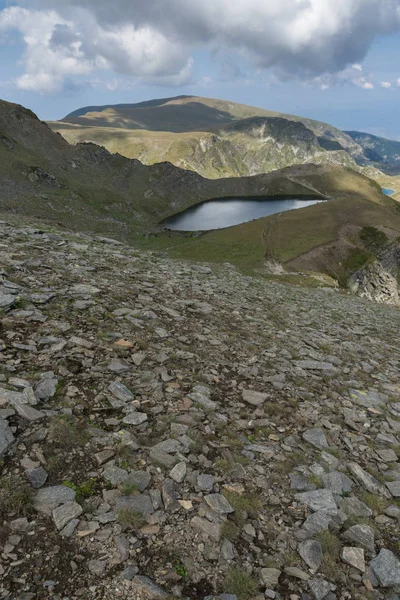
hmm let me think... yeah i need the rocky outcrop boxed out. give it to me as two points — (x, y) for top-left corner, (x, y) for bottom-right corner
(348, 243), (400, 305)
(348, 260), (399, 305)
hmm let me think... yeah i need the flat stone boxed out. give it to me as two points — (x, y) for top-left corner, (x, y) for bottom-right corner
(284, 566), (310, 581)
(131, 576), (168, 598)
(302, 428), (329, 450)
(343, 524), (375, 553)
(26, 467), (48, 489)
(191, 516), (221, 541)
(149, 450), (176, 468)
(341, 547), (365, 572)
(295, 490), (337, 514)
(116, 494), (154, 515)
(0, 417), (14, 456)
(108, 382), (134, 402)
(35, 378), (58, 401)
(197, 473), (215, 492)
(371, 549), (400, 587)
(52, 501), (83, 530)
(126, 471), (151, 492)
(299, 540), (323, 570)
(204, 493), (234, 515)
(242, 389), (268, 406)
(294, 360), (335, 371)
(221, 538), (235, 561)
(162, 479), (179, 511)
(0, 293), (15, 309)
(386, 480), (400, 497)
(349, 389), (388, 409)
(339, 496), (372, 519)
(308, 579), (335, 600)
(169, 462), (187, 483)
(122, 412), (148, 425)
(348, 462), (391, 498)
(13, 403), (45, 421)
(94, 449), (115, 465)
(10, 517), (29, 532)
(376, 448), (398, 463)
(60, 519), (79, 538)
(34, 485), (76, 515)
(187, 385), (217, 410)
(260, 568), (281, 588)
(321, 471), (353, 495)
(114, 534), (130, 562)
(302, 511), (333, 535)
(88, 560), (107, 575)
(152, 439), (180, 454)
(71, 284), (100, 296)
(102, 466), (129, 486)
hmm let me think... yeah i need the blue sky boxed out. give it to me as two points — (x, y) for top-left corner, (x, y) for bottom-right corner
(0, 0), (399, 138)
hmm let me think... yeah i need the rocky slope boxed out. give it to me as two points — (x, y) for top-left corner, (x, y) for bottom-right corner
(50, 96), (390, 183)
(1, 218), (400, 600)
(346, 132), (400, 175)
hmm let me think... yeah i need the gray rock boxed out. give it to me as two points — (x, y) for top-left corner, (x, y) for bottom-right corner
(197, 473), (215, 492)
(302, 428), (328, 450)
(121, 565), (139, 580)
(221, 538), (235, 560)
(122, 412), (148, 425)
(152, 439), (180, 454)
(321, 472), (353, 495)
(204, 493), (234, 515)
(131, 576), (168, 598)
(126, 471), (151, 492)
(34, 485), (76, 515)
(299, 540), (323, 570)
(52, 501), (83, 530)
(116, 494), (154, 515)
(348, 462), (391, 498)
(102, 466), (129, 486)
(341, 547), (365, 572)
(0, 418), (14, 456)
(162, 479), (178, 511)
(169, 462), (187, 483)
(284, 566), (310, 581)
(242, 389), (268, 406)
(339, 496), (372, 519)
(260, 568), (281, 588)
(191, 516), (221, 540)
(35, 378), (58, 401)
(349, 388), (388, 409)
(26, 467), (48, 489)
(88, 560), (107, 575)
(187, 385), (217, 410)
(303, 511), (333, 535)
(386, 481), (400, 497)
(308, 579), (335, 600)
(371, 549), (400, 587)
(114, 534), (130, 561)
(71, 284), (100, 296)
(294, 360), (335, 371)
(149, 449), (176, 468)
(342, 524), (375, 553)
(108, 382), (134, 402)
(13, 403), (45, 421)
(0, 293), (15, 309)
(295, 490), (338, 514)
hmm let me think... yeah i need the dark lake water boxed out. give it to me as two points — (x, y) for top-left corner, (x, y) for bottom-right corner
(382, 188), (395, 196)
(163, 197), (324, 231)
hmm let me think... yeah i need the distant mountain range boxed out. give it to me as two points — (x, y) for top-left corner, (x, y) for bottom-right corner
(48, 96), (399, 184)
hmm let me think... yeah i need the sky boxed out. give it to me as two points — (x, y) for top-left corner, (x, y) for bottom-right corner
(0, 0), (400, 138)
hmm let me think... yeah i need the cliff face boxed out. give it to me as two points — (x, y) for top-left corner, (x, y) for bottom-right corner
(348, 243), (400, 305)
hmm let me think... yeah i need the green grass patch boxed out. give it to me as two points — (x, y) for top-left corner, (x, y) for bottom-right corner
(224, 568), (259, 600)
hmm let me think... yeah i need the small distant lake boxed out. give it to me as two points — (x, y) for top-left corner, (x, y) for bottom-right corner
(382, 188), (395, 196)
(163, 197), (324, 231)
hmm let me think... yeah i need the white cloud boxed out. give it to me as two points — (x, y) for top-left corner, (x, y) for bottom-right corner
(1, 0), (400, 93)
(381, 81), (392, 88)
